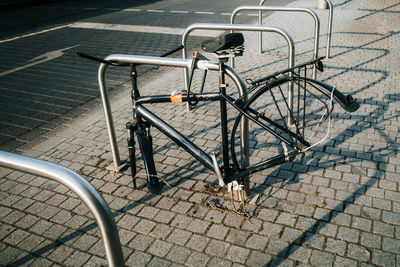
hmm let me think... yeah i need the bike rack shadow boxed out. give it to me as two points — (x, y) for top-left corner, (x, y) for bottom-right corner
(355, 2), (400, 21)
(261, 92), (399, 266)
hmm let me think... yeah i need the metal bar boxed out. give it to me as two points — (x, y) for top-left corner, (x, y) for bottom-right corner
(223, 65), (250, 196)
(259, 0), (333, 59)
(218, 63), (231, 178)
(0, 151), (124, 267)
(326, 0), (333, 59)
(97, 54), (194, 170)
(98, 63), (123, 172)
(231, 6), (320, 78)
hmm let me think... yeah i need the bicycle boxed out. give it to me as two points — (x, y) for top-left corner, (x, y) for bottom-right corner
(78, 32), (359, 199)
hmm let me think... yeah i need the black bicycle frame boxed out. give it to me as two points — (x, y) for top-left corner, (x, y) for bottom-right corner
(127, 60), (305, 193)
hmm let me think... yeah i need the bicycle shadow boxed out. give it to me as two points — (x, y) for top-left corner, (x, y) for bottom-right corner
(260, 92), (399, 266)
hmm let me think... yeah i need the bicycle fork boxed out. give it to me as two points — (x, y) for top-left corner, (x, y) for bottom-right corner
(126, 119), (161, 194)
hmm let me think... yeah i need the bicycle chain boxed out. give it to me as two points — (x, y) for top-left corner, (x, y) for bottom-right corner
(201, 183), (251, 220)
(203, 199), (251, 219)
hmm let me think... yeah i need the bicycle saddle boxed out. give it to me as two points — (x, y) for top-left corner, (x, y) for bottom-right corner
(201, 32), (244, 53)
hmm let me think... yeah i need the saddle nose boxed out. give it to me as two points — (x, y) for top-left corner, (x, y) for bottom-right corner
(201, 32), (244, 53)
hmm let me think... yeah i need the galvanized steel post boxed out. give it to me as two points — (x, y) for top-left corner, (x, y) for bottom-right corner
(0, 151), (125, 267)
(231, 6), (320, 78)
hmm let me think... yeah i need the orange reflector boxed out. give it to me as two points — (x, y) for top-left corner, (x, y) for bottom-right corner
(170, 93), (183, 103)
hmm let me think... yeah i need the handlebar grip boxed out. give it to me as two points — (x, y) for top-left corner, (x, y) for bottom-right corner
(160, 45), (184, 57)
(77, 52), (129, 66)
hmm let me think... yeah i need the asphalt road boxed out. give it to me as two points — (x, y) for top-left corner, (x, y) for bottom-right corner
(0, 0), (292, 151)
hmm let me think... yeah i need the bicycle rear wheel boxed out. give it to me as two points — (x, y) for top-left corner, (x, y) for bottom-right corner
(230, 75), (337, 174)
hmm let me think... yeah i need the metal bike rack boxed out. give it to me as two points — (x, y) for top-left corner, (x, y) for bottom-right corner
(231, 6), (320, 78)
(0, 150), (124, 267)
(259, 0), (333, 59)
(182, 23), (296, 125)
(98, 54), (250, 189)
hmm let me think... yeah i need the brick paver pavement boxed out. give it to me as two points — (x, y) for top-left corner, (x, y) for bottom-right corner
(1, 0), (399, 266)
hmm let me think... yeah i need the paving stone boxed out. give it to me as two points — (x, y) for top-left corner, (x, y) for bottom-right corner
(126, 250), (152, 267)
(186, 234), (210, 252)
(288, 245), (312, 264)
(275, 212), (297, 227)
(382, 210), (400, 225)
(63, 250), (90, 266)
(347, 244), (371, 262)
(117, 213), (140, 231)
(337, 227), (360, 243)
(166, 245), (191, 264)
(128, 234), (155, 251)
(310, 250), (334, 267)
(256, 208), (279, 222)
(206, 224), (229, 240)
(226, 245), (250, 264)
(246, 251), (272, 266)
(167, 228), (192, 246)
(208, 257), (233, 267)
(153, 210), (176, 224)
(149, 224), (173, 240)
(351, 216), (372, 231)
(303, 233), (325, 250)
(47, 244), (75, 263)
(170, 214), (193, 229)
(133, 219), (156, 234)
(187, 219), (210, 234)
(71, 233), (98, 251)
(185, 251), (210, 267)
(334, 256), (357, 267)
(325, 238), (346, 256)
(225, 229), (249, 247)
(245, 234), (268, 250)
(266, 239), (289, 255)
(382, 237), (400, 254)
(372, 249), (396, 267)
(373, 221), (395, 237)
(204, 209), (225, 224)
(360, 232), (382, 249)
(148, 239), (173, 258)
(205, 239), (230, 257)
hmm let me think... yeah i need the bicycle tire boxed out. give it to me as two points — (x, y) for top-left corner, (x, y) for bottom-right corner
(230, 75), (341, 173)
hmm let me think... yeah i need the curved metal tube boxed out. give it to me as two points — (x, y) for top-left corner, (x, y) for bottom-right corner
(182, 23), (295, 86)
(98, 63), (121, 171)
(232, 6), (320, 78)
(0, 150), (124, 267)
(259, 0), (333, 59)
(98, 55), (193, 170)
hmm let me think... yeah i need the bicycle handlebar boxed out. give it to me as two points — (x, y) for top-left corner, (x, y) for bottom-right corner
(77, 45), (184, 66)
(160, 44), (184, 57)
